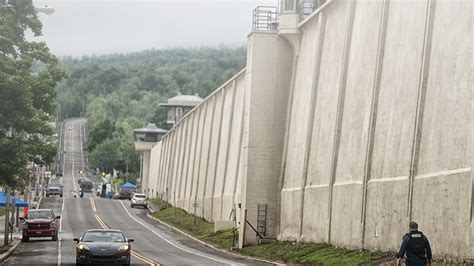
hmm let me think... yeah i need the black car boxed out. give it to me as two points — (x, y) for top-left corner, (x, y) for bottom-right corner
(74, 229), (134, 265)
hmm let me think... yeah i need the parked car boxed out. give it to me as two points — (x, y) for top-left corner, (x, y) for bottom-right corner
(74, 229), (133, 265)
(130, 193), (148, 208)
(20, 209), (60, 242)
(117, 189), (133, 200)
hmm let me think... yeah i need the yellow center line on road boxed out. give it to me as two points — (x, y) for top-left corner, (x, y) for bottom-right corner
(89, 198), (159, 266)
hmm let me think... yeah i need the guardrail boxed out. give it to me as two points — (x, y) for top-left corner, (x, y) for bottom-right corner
(252, 6), (279, 31)
(299, 0), (327, 21)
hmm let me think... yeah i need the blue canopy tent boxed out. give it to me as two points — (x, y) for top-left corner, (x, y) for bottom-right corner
(0, 191), (28, 207)
(120, 182), (136, 190)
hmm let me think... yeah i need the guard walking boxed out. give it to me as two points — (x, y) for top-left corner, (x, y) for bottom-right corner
(396, 221), (432, 266)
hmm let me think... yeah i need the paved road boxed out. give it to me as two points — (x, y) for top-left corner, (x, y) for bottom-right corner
(5, 118), (268, 265)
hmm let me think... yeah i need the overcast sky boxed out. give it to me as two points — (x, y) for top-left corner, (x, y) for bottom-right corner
(32, 0), (276, 57)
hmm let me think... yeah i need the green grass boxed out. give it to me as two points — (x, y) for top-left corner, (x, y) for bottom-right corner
(151, 206), (237, 250)
(0, 244), (12, 255)
(0, 207), (5, 217)
(150, 198), (172, 210)
(150, 200), (389, 265)
(240, 241), (389, 265)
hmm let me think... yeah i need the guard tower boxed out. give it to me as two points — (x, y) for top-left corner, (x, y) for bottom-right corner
(133, 123), (167, 196)
(159, 94), (203, 125)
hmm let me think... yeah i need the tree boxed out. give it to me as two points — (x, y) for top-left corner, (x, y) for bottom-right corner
(88, 137), (128, 174)
(86, 118), (116, 151)
(0, 0), (64, 187)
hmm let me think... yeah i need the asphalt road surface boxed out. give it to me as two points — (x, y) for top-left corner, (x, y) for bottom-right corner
(4, 118), (269, 265)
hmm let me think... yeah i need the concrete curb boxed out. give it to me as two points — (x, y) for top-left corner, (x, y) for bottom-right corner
(0, 239), (21, 263)
(145, 213), (282, 265)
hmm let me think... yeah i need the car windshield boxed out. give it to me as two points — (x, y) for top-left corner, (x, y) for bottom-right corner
(82, 231), (126, 243)
(27, 211), (53, 219)
(49, 179), (60, 185)
(135, 194), (146, 198)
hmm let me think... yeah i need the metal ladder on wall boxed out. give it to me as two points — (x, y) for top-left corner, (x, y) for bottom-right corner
(257, 204), (267, 236)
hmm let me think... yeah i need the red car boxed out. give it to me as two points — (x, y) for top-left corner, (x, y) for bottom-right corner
(20, 209), (60, 242)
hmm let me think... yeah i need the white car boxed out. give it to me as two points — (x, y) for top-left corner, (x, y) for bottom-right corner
(130, 193), (148, 209)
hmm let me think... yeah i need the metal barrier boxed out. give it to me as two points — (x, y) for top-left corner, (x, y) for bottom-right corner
(299, 0), (326, 21)
(252, 6), (279, 31)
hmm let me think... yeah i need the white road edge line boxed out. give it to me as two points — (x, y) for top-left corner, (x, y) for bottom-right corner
(118, 200), (236, 266)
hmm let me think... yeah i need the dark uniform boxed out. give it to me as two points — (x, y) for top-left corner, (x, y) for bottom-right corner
(397, 230), (432, 266)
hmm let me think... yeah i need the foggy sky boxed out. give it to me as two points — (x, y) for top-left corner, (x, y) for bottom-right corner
(32, 0), (277, 57)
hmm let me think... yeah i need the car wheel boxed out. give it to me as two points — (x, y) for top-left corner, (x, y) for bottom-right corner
(59, 194), (63, 198)
(76, 257), (83, 266)
(52, 234), (58, 241)
(21, 236), (28, 242)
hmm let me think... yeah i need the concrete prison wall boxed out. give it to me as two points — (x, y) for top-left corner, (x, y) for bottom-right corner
(149, 69), (247, 225)
(143, 0), (472, 260)
(279, 0), (473, 260)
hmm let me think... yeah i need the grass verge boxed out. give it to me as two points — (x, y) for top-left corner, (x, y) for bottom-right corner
(0, 207), (5, 217)
(240, 241), (389, 265)
(0, 244), (12, 255)
(151, 206), (236, 249)
(150, 199), (390, 265)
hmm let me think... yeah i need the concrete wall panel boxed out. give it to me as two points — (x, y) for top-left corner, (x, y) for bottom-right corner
(300, 1), (349, 242)
(280, 12), (321, 240)
(370, 0), (428, 180)
(412, 170), (472, 259)
(203, 92), (223, 221)
(417, 0), (472, 177)
(178, 118), (192, 209)
(300, 186), (329, 242)
(330, 0), (383, 248)
(184, 111), (199, 213)
(364, 178), (408, 251)
(197, 100), (214, 218)
(149, 142), (162, 198)
(213, 86), (233, 220)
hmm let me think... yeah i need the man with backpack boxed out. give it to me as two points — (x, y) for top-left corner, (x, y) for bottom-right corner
(396, 221), (432, 266)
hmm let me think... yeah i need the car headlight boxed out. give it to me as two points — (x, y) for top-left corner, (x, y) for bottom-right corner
(132, 199), (136, 203)
(117, 244), (130, 252)
(77, 244), (90, 252)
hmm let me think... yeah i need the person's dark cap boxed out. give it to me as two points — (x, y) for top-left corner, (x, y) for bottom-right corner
(409, 221), (418, 230)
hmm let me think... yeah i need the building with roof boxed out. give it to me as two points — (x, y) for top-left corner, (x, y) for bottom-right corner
(159, 94), (203, 125)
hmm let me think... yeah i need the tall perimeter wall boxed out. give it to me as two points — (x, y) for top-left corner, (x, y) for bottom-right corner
(143, 0), (472, 260)
(279, 0), (473, 260)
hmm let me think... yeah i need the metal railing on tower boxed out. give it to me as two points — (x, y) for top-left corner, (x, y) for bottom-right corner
(299, 0), (326, 21)
(252, 6), (279, 31)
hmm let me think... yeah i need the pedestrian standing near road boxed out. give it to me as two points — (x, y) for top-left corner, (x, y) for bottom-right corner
(396, 221), (432, 266)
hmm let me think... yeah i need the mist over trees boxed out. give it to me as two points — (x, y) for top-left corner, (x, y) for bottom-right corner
(57, 47), (246, 182)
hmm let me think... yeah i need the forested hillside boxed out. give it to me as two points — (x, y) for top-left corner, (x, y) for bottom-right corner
(57, 47), (246, 182)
